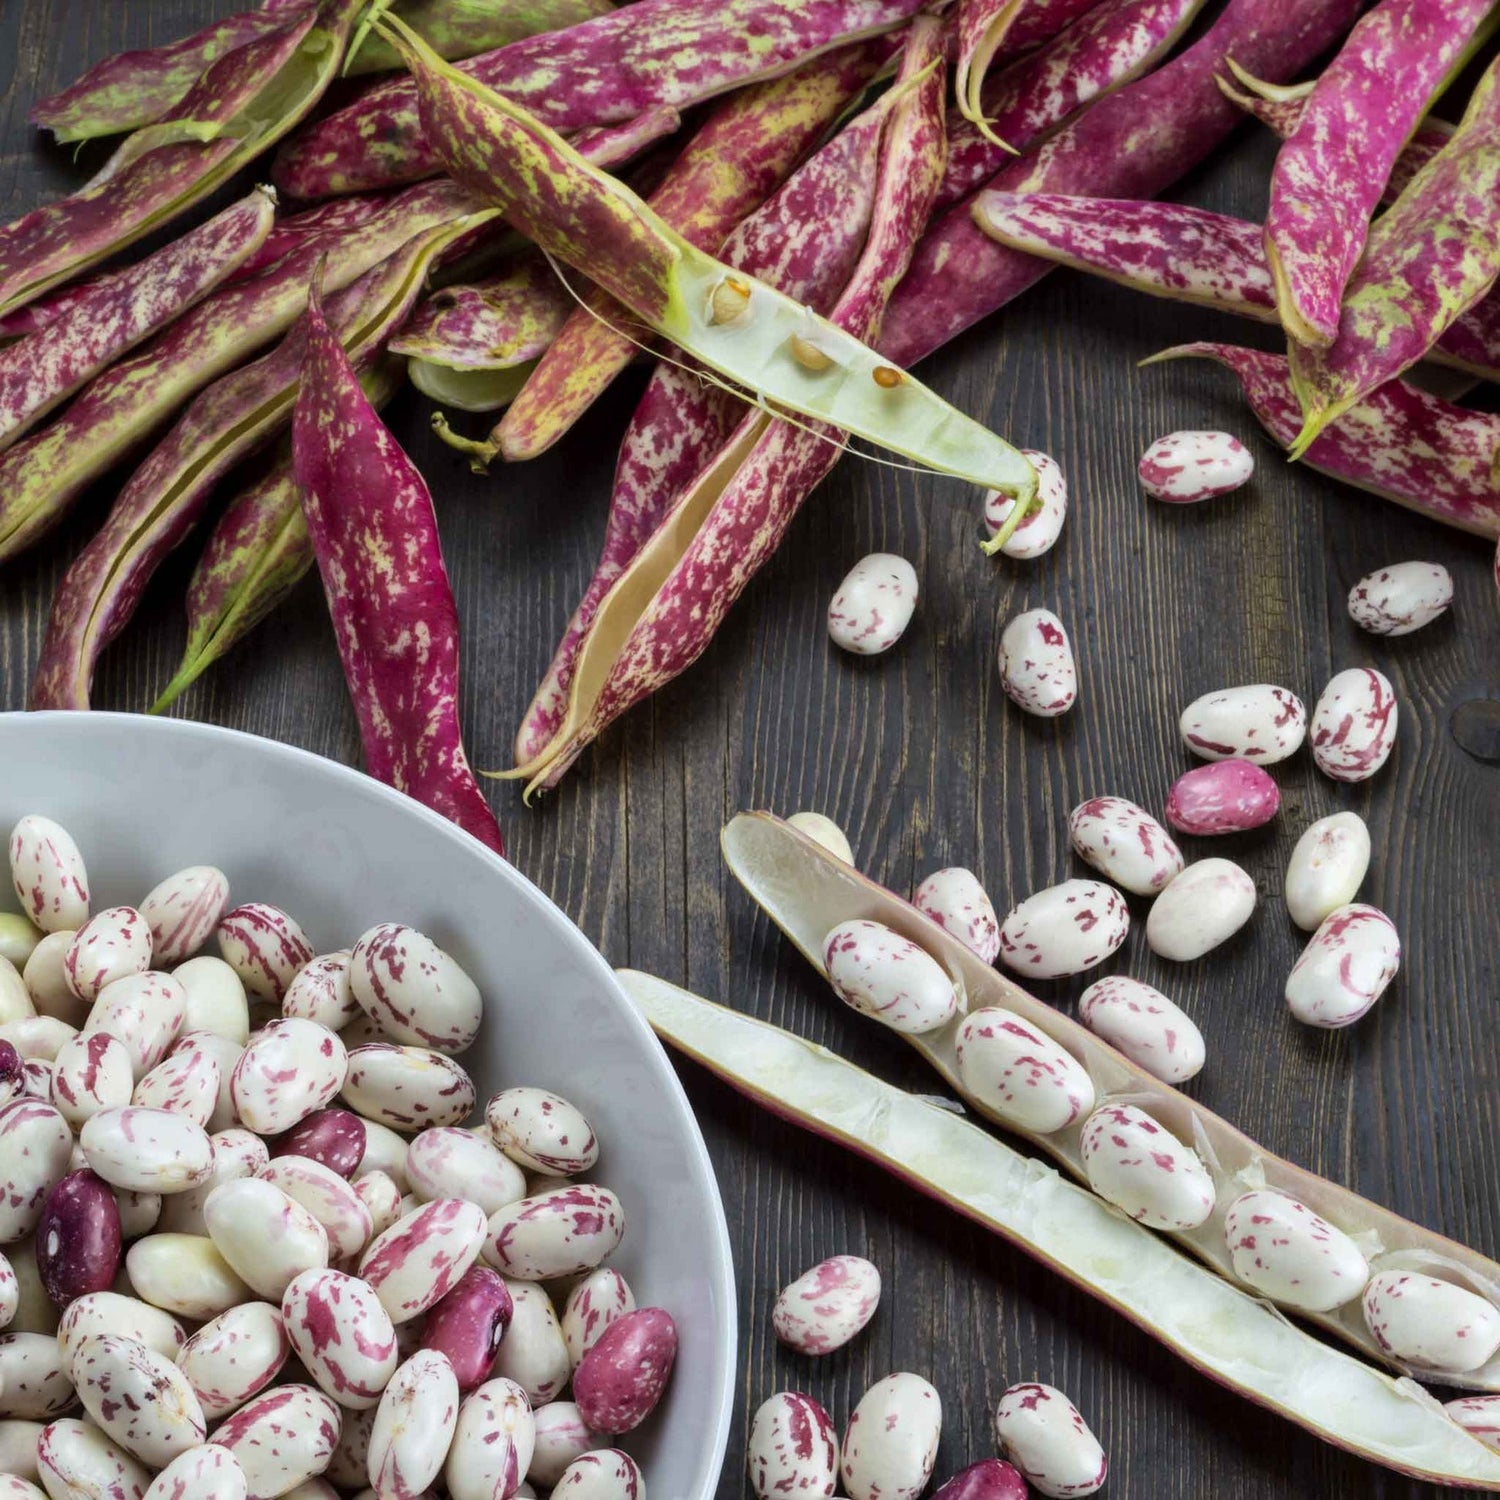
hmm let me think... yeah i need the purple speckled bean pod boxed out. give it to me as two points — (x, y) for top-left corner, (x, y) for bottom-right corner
(954, 0), (1104, 134)
(421, 1264), (514, 1391)
(348, 0), (618, 76)
(273, 1107), (367, 1178)
(35, 1169), (121, 1308)
(272, 0), (927, 198)
(1164, 760), (1280, 835)
(878, 0), (1362, 367)
(571, 1307), (676, 1434)
(1264, 0), (1494, 350)
(1150, 342), (1500, 541)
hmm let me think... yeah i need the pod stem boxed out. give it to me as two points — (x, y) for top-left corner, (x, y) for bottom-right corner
(431, 411), (499, 471)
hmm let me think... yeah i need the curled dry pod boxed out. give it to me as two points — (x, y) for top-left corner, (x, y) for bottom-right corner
(955, 1008), (1093, 1133)
(84, 971), (187, 1081)
(1079, 1104), (1215, 1231)
(349, 924), (483, 1055)
(406, 1125), (525, 1214)
(232, 1017), (348, 1135)
(259, 1154), (372, 1263)
(1223, 1190), (1369, 1313)
(273, 1107), (366, 1180)
(359, 1198), (489, 1324)
(999, 880), (1129, 980)
(1349, 561), (1453, 636)
(984, 449), (1067, 558)
(997, 608), (1077, 717)
(282, 1266), (399, 1410)
(1363, 1271), (1500, 1373)
(204, 1177), (329, 1301)
(1077, 977), (1204, 1085)
(993, 1382), (1106, 1498)
(572, 1307), (677, 1434)
(124, 1233), (250, 1321)
(139, 865), (229, 966)
(64, 908), (151, 1003)
(282, 952), (359, 1031)
(913, 868), (1000, 963)
(1310, 667), (1398, 782)
(0, 1100), (76, 1243)
(212, 1384), (342, 1498)
(826, 553), (919, 656)
(178, 1301), (289, 1421)
(485, 1086), (598, 1178)
(750, 1390), (840, 1499)
(421, 1264), (513, 1391)
(216, 903), (313, 1002)
(786, 812), (853, 864)
(1285, 904), (1400, 1029)
(79, 1106), (213, 1195)
(562, 1267), (635, 1367)
(369, 1347), (460, 1498)
(772, 1255), (880, 1356)
(530, 1400), (607, 1485)
(493, 1279), (570, 1406)
(1146, 858), (1256, 961)
(49, 1033), (132, 1129)
(1137, 430), (1253, 502)
(841, 1371), (941, 1500)
(8, 818), (89, 934)
(35, 1170), (120, 1308)
(342, 1044), (476, 1131)
(484, 1183), (625, 1281)
(142, 1444), (247, 1500)
(822, 920), (958, 1035)
(1164, 759), (1280, 836)
(56, 1291), (184, 1374)
(71, 1331), (205, 1467)
(1284, 812), (1371, 931)
(1179, 683), (1306, 764)
(444, 1376), (536, 1500)
(1066, 797), (1183, 897)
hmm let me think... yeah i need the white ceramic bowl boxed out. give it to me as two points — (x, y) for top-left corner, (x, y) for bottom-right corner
(0, 710), (735, 1496)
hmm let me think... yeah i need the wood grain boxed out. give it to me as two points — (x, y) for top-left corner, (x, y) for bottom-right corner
(2, 4), (1498, 1494)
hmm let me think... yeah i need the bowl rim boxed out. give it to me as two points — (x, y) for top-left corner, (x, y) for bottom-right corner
(4, 710), (738, 1495)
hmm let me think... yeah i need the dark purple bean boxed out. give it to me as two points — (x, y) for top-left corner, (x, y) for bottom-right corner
(0, 1040), (23, 1104)
(37, 1168), (122, 1308)
(420, 1264), (513, 1393)
(272, 1106), (366, 1177)
(932, 1459), (1030, 1500)
(573, 1307), (677, 1434)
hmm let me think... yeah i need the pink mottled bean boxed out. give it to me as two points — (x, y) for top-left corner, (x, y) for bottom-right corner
(994, 1382), (1107, 1498)
(932, 1459), (1030, 1500)
(139, 866), (230, 966)
(273, 1107), (367, 1179)
(999, 880), (1128, 980)
(954, 1007), (1095, 1132)
(349, 924), (483, 1055)
(913, 867), (1000, 963)
(1067, 798), (1184, 896)
(204, 1178), (329, 1300)
(1138, 429), (1253, 503)
(1445, 1394), (1500, 1446)
(282, 1266), (399, 1410)
(179, 1302), (289, 1421)
(359, 1199), (489, 1325)
(984, 449), (1068, 559)
(8, 818), (89, 934)
(232, 1018), (348, 1135)
(1165, 759), (1280, 836)
(36, 1416), (150, 1498)
(997, 608), (1076, 717)
(553, 1449), (644, 1498)
(83, 971), (187, 1081)
(168, 1030), (241, 1133)
(406, 1125), (526, 1213)
(420, 1264), (513, 1391)
(822, 920), (957, 1035)
(342, 1045), (475, 1132)
(216, 903), (314, 1002)
(212, 1384), (342, 1496)
(1285, 903), (1400, 1029)
(49, 1033), (132, 1130)
(1310, 667), (1398, 782)
(1180, 683), (1306, 764)
(826, 553), (919, 656)
(484, 1184), (625, 1282)
(749, 1390), (840, 1499)
(485, 1087), (598, 1178)
(562, 1268), (635, 1367)
(281, 951), (360, 1032)
(1363, 1271), (1500, 1373)
(1079, 1104), (1215, 1231)
(1077, 976), (1204, 1084)
(35, 1170), (120, 1308)
(143, 1445), (248, 1500)
(1223, 1189), (1369, 1313)
(530, 1400), (608, 1486)
(840, 1372), (941, 1500)
(79, 1106), (213, 1196)
(1146, 859), (1256, 961)
(132, 1044), (220, 1127)
(444, 1377), (535, 1500)
(259, 1155), (372, 1262)
(772, 1255), (880, 1356)
(72, 1332), (205, 1467)
(369, 1348), (460, 1499)
(64, 909), (150, 1004)
(572, 1307), (676, 1435)
(0, 1100), (76, 1243)
(0, 1249), (16, 1329)
(1348, 561), (1453, 636)
(352, 1170), (404, 1246)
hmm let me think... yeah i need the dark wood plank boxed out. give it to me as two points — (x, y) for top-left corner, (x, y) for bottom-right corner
(2, 4), (1498, 1495)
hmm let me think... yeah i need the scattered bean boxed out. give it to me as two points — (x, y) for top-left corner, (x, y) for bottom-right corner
(342, 1045), (475, 1132)
(83, 972), (186, 1081)
(999, 880), (1129, 980)
(421, 1265), (513, 1391)
(1284, 811), (1371, 931)
(179, 1301), (290, 1420)
(1165, 759), (1280, 836)
(573, 1307), (676, 1435)
(0, 1100), (73, 1243)
(562, 1269), (636, 1368)
(1348, 561), (1452, 636)
(212, 1383), (342, 1497)
(932, 1459), (1029, 1500)
(1080, 1104), (1215, 1231)
(8, 818), (89, 934)
(749, 1390), (839, 1500)
(997, 608), (1077, 717)
(282, 952), (360, 1032)
(1138, 429), (1252, 503)
(552, 1449), (644, 1497)
(1146, 859), (1256, 961)
(1285, 904), (1400, 1029)
(1077, 977), (1205, 1084)
(272, 1107), (366, 1180)
(486, 1088), (598, 1179)
(350, 923), (483, 1054)
(1223, 1190), (1369, 1313)
(369, 1348), (460, 1499)
(840, 1372), (941, 1500)
(985, 450), (1067, 557)
(140, 866), (230, 966)
(1310, 667), (1398, 782)
(142, 1445), (248, 1500)
(1179, 684), (1306, 763)
(444, 1377), (535, 1500)
(913, 867), (1000, 962)
(826, 553), (919, 655)
(1363, 1271), (1500, 1373)
(530, 1400), (608, 1486)
(772, 1254), (880, 1356)
(785, 812), (854, 864)
(822, 920), (958, 1035)
(994, 1382), (1107, 1498)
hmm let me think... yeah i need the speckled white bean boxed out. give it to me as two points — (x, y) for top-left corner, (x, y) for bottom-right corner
(749, 1391), (839, 1499)
(528, 1401), (607, 1486)
(0, 1477), (45, 1500)
(552, 1450), (644, 1498)
(785, 812), (853, 865)
(483, 1184), (624, 1282)
(139, 867), (230, 968)
(1284, 812), (1370, 931)
(173, 957), (249, 1046)
(55, 1293), (184, 1376)
(169, 1032), (242, 1133)
(1164, 759), (1281, 836)
(351, 1172), (404, 1249)
(8, 819), (89, 935)
(349, 925), (483, 1056)
(258, 1157), (372, 1264)
(999, 881), (1129, 980)
(954, 1008), (1095, 1132)
(1362, 1272), (1500, 1373)
(913, 868), (1000, 963)
(492, 1280), (570, 1406)
(83, 972), (187, 1082)
(231, 1019), (347, 1137)
(4, 1238), (56, 1337)
(0, 1418), (43, 1478)
(132, 1045), (220, 1128)
(36, 1416), (151, 1497)
(1444, 1395), (1500, 1447)
(323, 1402), (375, 1488)
(125, 1234), (251, 1321)
(1077, 977), (1205, 1084)
(1310, 667), (1398, 782)
(79, 1107), (213, 1196)
(0, 1101), (73, 1243)
(204, 1178), (329, 1300)
(143, 1444), (248, 1500)
(405, 1127), (526, 1216)
(0, 1016), (74, 1063)
(368, 1348), (459, 1498)
(178, 1301), (289, 1421)
(0, 961), (34, 1027)
(1079, 1105), (1215, 1231)
(821, 921), (957, 1035)
(444, 1377), (536, 1500)
(49, 1034), (132, 1131)
(158, 1129), (268, 1237)
(0, 1252), (15, 1330)
(0, 1334), (73, 1419)
(985, 450), (1067, 558)
(1223, 1190), (1369, 1312)
(485, 1089), (598, 1179)
(353, 1120), (410, 1190)
(23, 934), (85, 1027)
(20, 1059), (52, 1102)
(358, 1199), (488, 1325)
(1285, 904), (1400, 1030)
(840, 1373), (941, 1500)
(341, 1046), (474, 1133)
(64, 909), (151, 1004)
(215, 903), (313, 1003)
(212, 1383), (342, 1497)
(997, 609), (1076, 717)
(562, 1269), (635, 1368)
(71, 1332), (205, 1467)
(1138, 429), (1252, 503)
(1179, 684), (1306, 764)
(993, 1383), (1107, 1498)
(772, 1256), (880, 1356)
(282, 953), (359, 1033)
(1066, 798), (1183, 897)
(1146, 859), (1256, 961)
(281, 1267), (398, 1410)
(1348, 561), (1452, 636)
(826, 553), (919, 655)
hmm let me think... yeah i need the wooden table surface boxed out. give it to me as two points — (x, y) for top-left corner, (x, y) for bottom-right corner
(3, 4), (1499, 1495)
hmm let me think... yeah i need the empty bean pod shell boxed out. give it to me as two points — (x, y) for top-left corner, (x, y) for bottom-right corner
(773, 1254), (881, 1356)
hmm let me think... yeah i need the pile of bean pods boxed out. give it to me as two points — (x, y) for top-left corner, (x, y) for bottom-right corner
(0, 813), (672, 1499)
